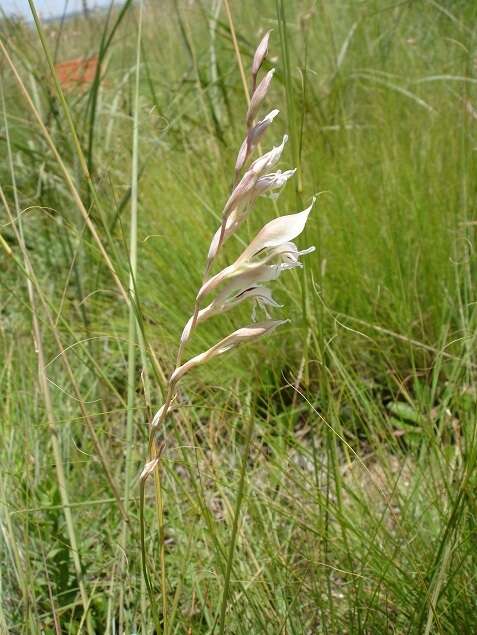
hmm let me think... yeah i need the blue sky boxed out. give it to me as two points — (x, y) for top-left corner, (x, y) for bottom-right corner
(1, 0), (118, 19)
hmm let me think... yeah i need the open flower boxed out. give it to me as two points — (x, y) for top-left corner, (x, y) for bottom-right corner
(180, 269), (283, 344)
(223, 134), (288, 220)
(201, 198), (316, 302)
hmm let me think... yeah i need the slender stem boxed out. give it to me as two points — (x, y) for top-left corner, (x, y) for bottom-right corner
(0, 38), (129, 306)
(120, 2), (142, 628)
(223, 0), (250, 106)
(143, 380), (175, 631)
(123, 0), (142, 539)
(0, 194), (93, 630)
(218, 394), (255, 634)
(154, 466), (168, 633)
(139, 470), (162, 634)
(0, 86), (93, 629)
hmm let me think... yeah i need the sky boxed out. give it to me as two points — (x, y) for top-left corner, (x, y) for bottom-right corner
(1, 0), (118, 19)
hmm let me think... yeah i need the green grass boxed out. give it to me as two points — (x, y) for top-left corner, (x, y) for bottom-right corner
(1, 0), (477, 632)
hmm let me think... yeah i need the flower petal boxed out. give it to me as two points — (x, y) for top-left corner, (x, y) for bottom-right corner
(199, 200), (315, 301)
(234, 285), (282, 308)
(267, 242), (316, 264)
(255, 169), (296, 196)
(171, 320), (287, 384)
(213, 263), (282, 303)
(236, 197), (316, 265)
(250, 134), (288, 175)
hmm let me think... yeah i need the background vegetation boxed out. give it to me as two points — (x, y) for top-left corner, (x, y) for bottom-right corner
(1, 0), (477, 632)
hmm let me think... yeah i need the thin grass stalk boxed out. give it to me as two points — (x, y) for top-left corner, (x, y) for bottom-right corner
(139, 444), (164, 633)
(154, 466), (168, 632)
(218, 391), (254, 634)
(0, 83), (129, 523)
(26, 0), (88, 178)
(1, 28), (168, 392)
(0, 37), (129, 305)
(119, 3), (143, 629)
(0, 189), (93, 631)
(223, 0), (250, 107)
(85, 0), (134, 175)
(26, 0), (117, 244)
(174, 2), (221, 157)
(0, 80), (92, 627)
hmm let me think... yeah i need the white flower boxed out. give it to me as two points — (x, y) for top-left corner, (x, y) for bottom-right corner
(201, 198), (316, 301)
(255, 169), (296, 198)
(180, 268), (283, 345)
(224, 134), (288, 216)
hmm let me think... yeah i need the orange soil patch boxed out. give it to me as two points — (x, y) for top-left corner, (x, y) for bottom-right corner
(54, 56), (99, 90)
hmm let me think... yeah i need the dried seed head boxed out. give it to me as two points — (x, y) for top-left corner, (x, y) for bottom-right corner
(140, 457), (159, 481)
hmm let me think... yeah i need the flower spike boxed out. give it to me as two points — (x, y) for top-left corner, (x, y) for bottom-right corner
(145, 34), (315, 506)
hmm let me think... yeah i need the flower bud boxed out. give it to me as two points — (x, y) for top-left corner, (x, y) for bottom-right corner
(252, 30), (272, 78)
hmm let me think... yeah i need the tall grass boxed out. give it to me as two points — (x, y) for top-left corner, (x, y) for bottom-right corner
(1, 0), (477, 632)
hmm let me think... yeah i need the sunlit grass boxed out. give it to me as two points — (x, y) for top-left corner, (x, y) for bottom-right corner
(1, 0), (477, 632)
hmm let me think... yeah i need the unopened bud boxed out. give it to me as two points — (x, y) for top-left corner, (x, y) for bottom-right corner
(252, 30), (272, 78)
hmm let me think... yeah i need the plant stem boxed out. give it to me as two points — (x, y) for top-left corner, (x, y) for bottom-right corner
(223, 0), (250, 106)
(0, 83), (93, 630)
(119, 1), (142, 629)
(218, 392), (254, 634)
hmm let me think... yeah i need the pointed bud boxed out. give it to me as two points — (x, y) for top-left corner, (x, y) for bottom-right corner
(246, 69), (275, 126)
(171, 321), (287, 384)
(235, 109), (280, 173)
(252, 30), (272, 78)
(250, 135), (288, 175)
